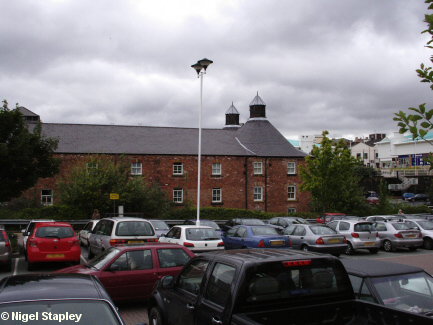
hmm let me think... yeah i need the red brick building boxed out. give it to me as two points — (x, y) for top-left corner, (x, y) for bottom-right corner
(20, 94), (309, 213)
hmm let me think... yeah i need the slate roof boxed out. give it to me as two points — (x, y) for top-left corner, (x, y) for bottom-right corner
(40, 120), (306, 158)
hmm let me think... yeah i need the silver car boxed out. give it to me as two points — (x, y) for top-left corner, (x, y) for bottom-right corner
(88, 217), (157, 259)
(283, 224), (347, 257)
(373, 222), (423, 252)
(0, 226), (12, 271)
(327, 220), (380, 255)
(404, 219), (433, 250)
(78, 220), (100, 246)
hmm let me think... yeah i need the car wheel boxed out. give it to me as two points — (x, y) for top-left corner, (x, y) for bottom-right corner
(383, 240), (393, 252)
(5, 262), (11, 272)
(301, 245), (309, 252)
(368, 248), (379, 254)
(408, 247), (417, 251)
(345, 242), (354, 255)
(423, 237), (433, 250)
(27, 262), (35, 271)
(149, 307), (163, 325)
(88, 246), (95, 260)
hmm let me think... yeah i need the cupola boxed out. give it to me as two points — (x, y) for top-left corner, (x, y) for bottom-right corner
(249, 92), (266, 118)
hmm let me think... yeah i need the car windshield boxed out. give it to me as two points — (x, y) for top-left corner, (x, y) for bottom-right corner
(185, 228), (220, 241)
(391, 223), (410, 231)
(243, 219), (265, 226)
(354, 223), (375, 232)
(35, 226), (74, 239)
(87, 247), (120, 270)
(0, 300), (122, 324)
(370, 272), (433, 315)
(310, 226), (337, 235)
(115, 221), (155, 236)
(150, 221), (169, 230)
(417, 221), (433, 230)
(200, 221), (221, 230)
(251, 226), (279, 236)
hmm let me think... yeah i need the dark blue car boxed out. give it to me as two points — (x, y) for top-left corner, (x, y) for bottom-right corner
(221, 225), (291, 249)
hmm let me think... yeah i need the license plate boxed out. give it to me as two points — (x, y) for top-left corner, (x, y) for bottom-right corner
(270, 240), (284, 246)
(364, 242), (374, 246)
(46, 254), (64, 258)
(406, 235), (416, 238)
(128, 240), (144, 244)
(328, 238), (339, 243)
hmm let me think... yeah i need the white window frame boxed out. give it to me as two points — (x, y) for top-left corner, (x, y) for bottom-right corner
(212, 163), (222, 175)
(253, 162), (262, 175)
(86, 162), (98, 174)
(41, 189), (53, 206)
(173, 188), (183, 203)
(131, 162), (142, 175)
(254, 186), (263, 201)
(173, 163), (183, 175)
(212, 188), (222, 203)
(288, 185), (296, 200)
(287, 162), (296, 175)
(288, 207), (296, 213)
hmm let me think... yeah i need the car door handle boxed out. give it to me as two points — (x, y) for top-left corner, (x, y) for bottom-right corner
(186, 303), (195, 311)
(212, 317), (223, 325)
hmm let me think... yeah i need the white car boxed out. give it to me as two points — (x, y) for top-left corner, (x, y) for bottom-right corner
(78, 220), (100, 246)
(21, 219), (54, 256)
(404, 219), (433, 250)
(159, 225), (224, 252)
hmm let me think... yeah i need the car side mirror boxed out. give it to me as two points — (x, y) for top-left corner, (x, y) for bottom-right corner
(161, 275), (174, 289)
(160, 234), (166, 238)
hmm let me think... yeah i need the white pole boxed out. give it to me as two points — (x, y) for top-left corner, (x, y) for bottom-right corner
(197, 72), (203, 227)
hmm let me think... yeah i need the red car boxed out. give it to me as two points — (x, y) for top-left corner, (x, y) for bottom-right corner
(316, 213), (346, 224)
(26, 222), (80, 271)
(55, 243), (195, 302)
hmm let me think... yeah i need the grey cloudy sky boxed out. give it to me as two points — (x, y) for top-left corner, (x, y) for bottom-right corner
(1, 0), (431, 140)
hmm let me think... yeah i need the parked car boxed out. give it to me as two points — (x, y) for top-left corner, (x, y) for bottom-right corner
(159, 225), (224, 252)
(327, 220), (380, 254)
(373, 221), (423, 252)
(220, 218), (265, 232)
(0, 226), (12, 271)
(78, 220), (100, 246)
(183, 219), (223, 236)
(366, 193), (380, 205)
(149, 219), (170, 237)
(26, 222), (81, 271)
(0, 274), (126, 324)
(56, 243), (195, 302)
(402, 193), (415, 200)
(404, 219), (433, 250)
(21, 219), (54, 255)
(341, 259), (433, 316)
(221, 225), (291, 250)
(282, 224), (347, 256)
(87, 217), (157, 259)
(316, 213), (346, 224)
(268, 216), (308, 233)
(366, 215), (403, 222)
(408, 194), (429, 202)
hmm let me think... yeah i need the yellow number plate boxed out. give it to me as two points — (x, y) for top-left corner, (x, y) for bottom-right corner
(328, 238), (339, 243)
(406, 235), (416, 238)
(46, 254), (64, 258)
(128, 240), (144, 244)
(270, 240), (284, 246)
(364, 242), (374, 246)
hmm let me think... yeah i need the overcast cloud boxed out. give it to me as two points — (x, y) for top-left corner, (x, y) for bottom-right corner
(1, 0), (431, 140)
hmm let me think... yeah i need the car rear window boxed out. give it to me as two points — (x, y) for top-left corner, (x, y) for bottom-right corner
(354, 223), (375, 232)
(115, 221), (155, 236)
(243, 219), (265, 226)
(391, 223), (410, 231)
(157, 248), (191, 268)
(310, 226), (337, 235)
(35, 226), (74, 239)
(185, 228), (219, 241)
(251, 227), (279, 236)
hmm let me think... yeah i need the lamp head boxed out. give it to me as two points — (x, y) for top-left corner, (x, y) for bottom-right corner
(198, 58), (213, 71)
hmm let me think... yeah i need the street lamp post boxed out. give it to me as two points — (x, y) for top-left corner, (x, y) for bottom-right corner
(191, 58), (213, 227)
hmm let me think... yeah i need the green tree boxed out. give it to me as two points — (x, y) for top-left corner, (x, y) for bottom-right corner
(0, 100), (60, 202)
(299, 131), (365, 214)
(394, 0), (433, 166)
(57, 155), (171, 218)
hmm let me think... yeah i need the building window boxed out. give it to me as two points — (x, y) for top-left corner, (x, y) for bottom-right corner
(41, 189), (53, 206)
(173, 162), (183, 175)
(212, 188), (222, 203)
(254, 162), (262, 175)
(254, 186), (263, 201)
(356, 153), (361, 158)
(288, 185), (296, 200)
(287, 162), (296, 174)
(363, 153), (368, 159)
(288, 208), (296, 213)
(86, 162), (98, 173)
(131, 162), (142, 175)
(212, 163), (222, 175)
(173, 189), (183, 203)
